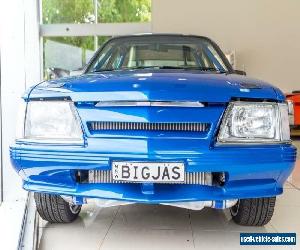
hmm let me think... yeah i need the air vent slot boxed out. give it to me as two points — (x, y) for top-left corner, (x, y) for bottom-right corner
(88, 122), (210, 132)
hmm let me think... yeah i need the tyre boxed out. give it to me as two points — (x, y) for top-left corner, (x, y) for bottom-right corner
(230, 197), (276, 226)
(34, 192), (81, 223)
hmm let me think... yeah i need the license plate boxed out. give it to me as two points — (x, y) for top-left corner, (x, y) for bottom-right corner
(112, 161), (185, 183)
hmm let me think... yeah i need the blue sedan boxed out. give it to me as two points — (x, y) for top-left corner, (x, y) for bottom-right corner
(10, 34), (297, 225)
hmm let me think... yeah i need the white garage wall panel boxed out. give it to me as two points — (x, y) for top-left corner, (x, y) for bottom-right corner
(0, 0), (41, 202)
(152, 0), (300, 93)
(0, 0), (26, 202)
(24, 0), (42, 88)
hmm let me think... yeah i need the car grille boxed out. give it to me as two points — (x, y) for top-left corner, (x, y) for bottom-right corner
(88, 122), (210, 132)
(87, 170), (212, 185)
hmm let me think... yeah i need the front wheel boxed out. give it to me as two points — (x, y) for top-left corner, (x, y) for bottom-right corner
(230, 197), (276, 226)
(34, 193), (81, 223)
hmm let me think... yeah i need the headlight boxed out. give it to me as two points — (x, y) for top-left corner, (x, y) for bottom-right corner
(24, 101), (83, 143)
(217, 101), (290, 143)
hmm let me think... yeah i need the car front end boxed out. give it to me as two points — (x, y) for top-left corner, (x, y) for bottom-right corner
(10, 35), (297, 225)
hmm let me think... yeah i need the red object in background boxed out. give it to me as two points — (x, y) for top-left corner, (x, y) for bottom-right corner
(286, 91), (300, 126)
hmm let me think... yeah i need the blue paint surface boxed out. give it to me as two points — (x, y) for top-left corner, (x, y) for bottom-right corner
(11, 36), (296, 204)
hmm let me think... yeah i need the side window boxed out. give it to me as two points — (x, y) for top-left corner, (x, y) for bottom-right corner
(90, 45), (114, 72)
(205, 44), (227, 70)
(96, 46), (125, 70)
(197, 49), (215, 68)
(110, 47), (124, 69)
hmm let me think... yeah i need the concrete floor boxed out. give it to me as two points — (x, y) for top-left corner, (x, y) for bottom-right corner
(38, 140), (300, 250)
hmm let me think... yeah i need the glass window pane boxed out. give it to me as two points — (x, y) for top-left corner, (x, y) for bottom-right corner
(43, 36), (94, 79)
(43, 36), (111, 80)
(42, 0), (95, 24)
(97, 0), (151, 23)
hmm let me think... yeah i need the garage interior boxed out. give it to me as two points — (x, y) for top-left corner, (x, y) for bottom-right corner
(0, 0), (299, 249)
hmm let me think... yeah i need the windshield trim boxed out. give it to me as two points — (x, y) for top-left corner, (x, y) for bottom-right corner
(84, 35), (234, 74)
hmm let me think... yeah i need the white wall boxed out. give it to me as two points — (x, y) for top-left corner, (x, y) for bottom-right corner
(0, 0), (41, 201)
(152, 0), (300, 93)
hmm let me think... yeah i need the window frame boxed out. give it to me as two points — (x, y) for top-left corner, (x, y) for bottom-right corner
(39, 0), (152, 79)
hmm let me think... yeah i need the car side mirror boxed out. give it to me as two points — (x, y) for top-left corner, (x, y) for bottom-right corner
(234, 70), (247, 76)
(46, 67), (70, 79)
(70, 66), (85, 76)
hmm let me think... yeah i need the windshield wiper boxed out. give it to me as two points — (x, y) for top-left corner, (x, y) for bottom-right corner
(91, 68), (119, 73)
(176, 66), (227, 73)
(91, 66), (160, 73)
(122, 66), (225, 71)
(92, 65), (227, 73)
(164, 66), (227, 73)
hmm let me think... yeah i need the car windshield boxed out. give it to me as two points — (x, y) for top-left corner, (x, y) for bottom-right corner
(86, 35), (230, 73)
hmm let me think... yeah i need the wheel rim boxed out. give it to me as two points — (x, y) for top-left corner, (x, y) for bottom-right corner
(69, 204), (81, 214)
(230, 200), (240, 216)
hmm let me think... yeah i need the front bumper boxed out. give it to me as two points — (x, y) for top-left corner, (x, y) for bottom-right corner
(10, 141), (297, 204)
